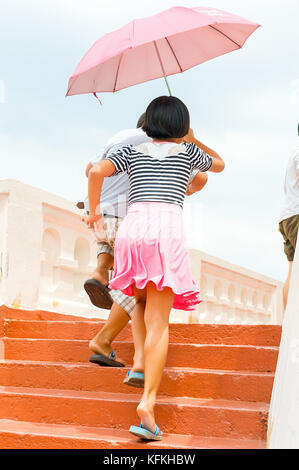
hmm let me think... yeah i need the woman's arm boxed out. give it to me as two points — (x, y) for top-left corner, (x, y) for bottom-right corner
(85, 159), (116, 228)
(184, 128), (225, 173)
(186, 171), (208, 196)
(85, 162), (93, 178)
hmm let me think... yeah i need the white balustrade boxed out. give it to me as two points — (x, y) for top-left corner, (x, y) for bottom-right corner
(0, 179), (284, 324)
(172, 249), (283, 324)
(0, 179), (102, 318)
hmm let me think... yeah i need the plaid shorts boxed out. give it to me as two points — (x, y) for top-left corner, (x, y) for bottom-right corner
(93, 215), (123, 250)
(83, 212), (134, 316)
(97, 242), (114, 257)
(110, 289), (135, 318)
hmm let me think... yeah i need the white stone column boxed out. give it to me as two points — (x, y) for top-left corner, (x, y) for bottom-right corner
(0, 192), (9, 306)
(0, 180), (43, 309)
(267, 236), (299, 448)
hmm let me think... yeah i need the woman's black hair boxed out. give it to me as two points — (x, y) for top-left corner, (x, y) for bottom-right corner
(142, 96), (190, 139)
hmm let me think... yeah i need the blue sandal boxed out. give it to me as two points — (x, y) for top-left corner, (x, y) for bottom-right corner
(129, 423), (163, 441)
(123, 369), (144, 388)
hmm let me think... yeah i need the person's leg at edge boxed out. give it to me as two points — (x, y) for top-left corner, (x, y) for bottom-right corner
(281, 215), (298, 310)
(136, 282), (175, 432)
(283, 261), (293, 310)
(89, 301), (129, 359)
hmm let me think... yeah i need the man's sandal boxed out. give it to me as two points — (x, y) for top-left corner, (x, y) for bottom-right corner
(84, 279), (113, 309)
(89, 350), (124, 367)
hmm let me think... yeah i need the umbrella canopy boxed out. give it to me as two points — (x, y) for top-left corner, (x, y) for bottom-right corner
(66, 6), (260, 97)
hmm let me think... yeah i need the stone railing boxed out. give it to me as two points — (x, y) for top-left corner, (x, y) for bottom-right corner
(0, 179), (100, 319)
(0, 179), (283, 324)
(174, 249), (283, 324)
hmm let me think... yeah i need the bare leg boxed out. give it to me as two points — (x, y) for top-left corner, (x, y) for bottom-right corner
(131, 302), (146, 373)
(89, 301), (129, 361)
(283, 261), (293, 309)
(131, 286), (147, 374)
(137, 282), (175, 432)
(91, 252), (114, 286)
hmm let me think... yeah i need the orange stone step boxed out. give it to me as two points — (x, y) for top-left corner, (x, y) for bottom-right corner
(0, 419), (266, 449)
(0, 361), (274, 402)
(0, 386), (269, 440)
(0, 305), (91, 322)
(2, 338), (278, 372)
(0, 308), (279, 449)
(2, 319), (281, 346)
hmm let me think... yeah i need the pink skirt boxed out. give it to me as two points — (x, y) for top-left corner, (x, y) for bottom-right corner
(109, 202), (201, 311)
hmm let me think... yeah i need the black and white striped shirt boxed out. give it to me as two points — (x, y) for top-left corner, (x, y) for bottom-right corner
(106, 141), (213, 208)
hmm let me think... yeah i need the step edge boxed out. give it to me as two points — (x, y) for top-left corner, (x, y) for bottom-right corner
(0, 419), (266, 448)
(0, 360), (276, 376)
(1, 337), (279, 350)
(0, 385), (270, 410)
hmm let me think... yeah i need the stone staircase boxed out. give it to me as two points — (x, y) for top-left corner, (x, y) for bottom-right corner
(0, 305), (281, 449)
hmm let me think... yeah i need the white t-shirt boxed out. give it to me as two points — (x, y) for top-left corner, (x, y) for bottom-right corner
(84, 128), (152, 217)
(279, 146), (299, 222)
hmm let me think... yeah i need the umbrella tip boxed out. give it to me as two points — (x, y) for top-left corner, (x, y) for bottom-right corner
(93, 92), (103, 105)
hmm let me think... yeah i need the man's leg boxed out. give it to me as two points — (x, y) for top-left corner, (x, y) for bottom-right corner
(89, 289), (135, 367)
(89, 300), (129, 359)
(283, 261), (293, 310)
(92, 216), (120, 286)
(84, 243), (114, 309)
(92, 249), (114, 286)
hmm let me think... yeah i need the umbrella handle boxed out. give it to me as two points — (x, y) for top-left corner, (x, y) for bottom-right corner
(164, 76), (172, 96)
(154, 41), (172, 96)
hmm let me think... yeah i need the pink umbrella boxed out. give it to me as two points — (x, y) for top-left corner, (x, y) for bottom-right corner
(66, 6), (260, 97)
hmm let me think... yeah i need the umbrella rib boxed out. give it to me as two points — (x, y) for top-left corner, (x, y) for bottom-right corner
(165, 37), (183, 73)
(154, 40), (167, 78)
(208, 25), (242, 49)
(113, 53), (123, 92)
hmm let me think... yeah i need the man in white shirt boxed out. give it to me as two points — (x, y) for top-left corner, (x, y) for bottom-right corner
(82, 117), (209, 368)
(83, 114), (152, 312)
(279, 124), (299, 308)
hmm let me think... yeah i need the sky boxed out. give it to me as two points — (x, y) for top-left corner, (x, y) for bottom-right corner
(1, 0), (299, 282)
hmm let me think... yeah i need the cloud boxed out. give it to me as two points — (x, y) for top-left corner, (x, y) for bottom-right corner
(0, 129), (111, 201)
(191, 209), (288, 282)
(0, 81), (5, 104)
(182, 125), (297, 282)
(3, 0), (298, 45)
